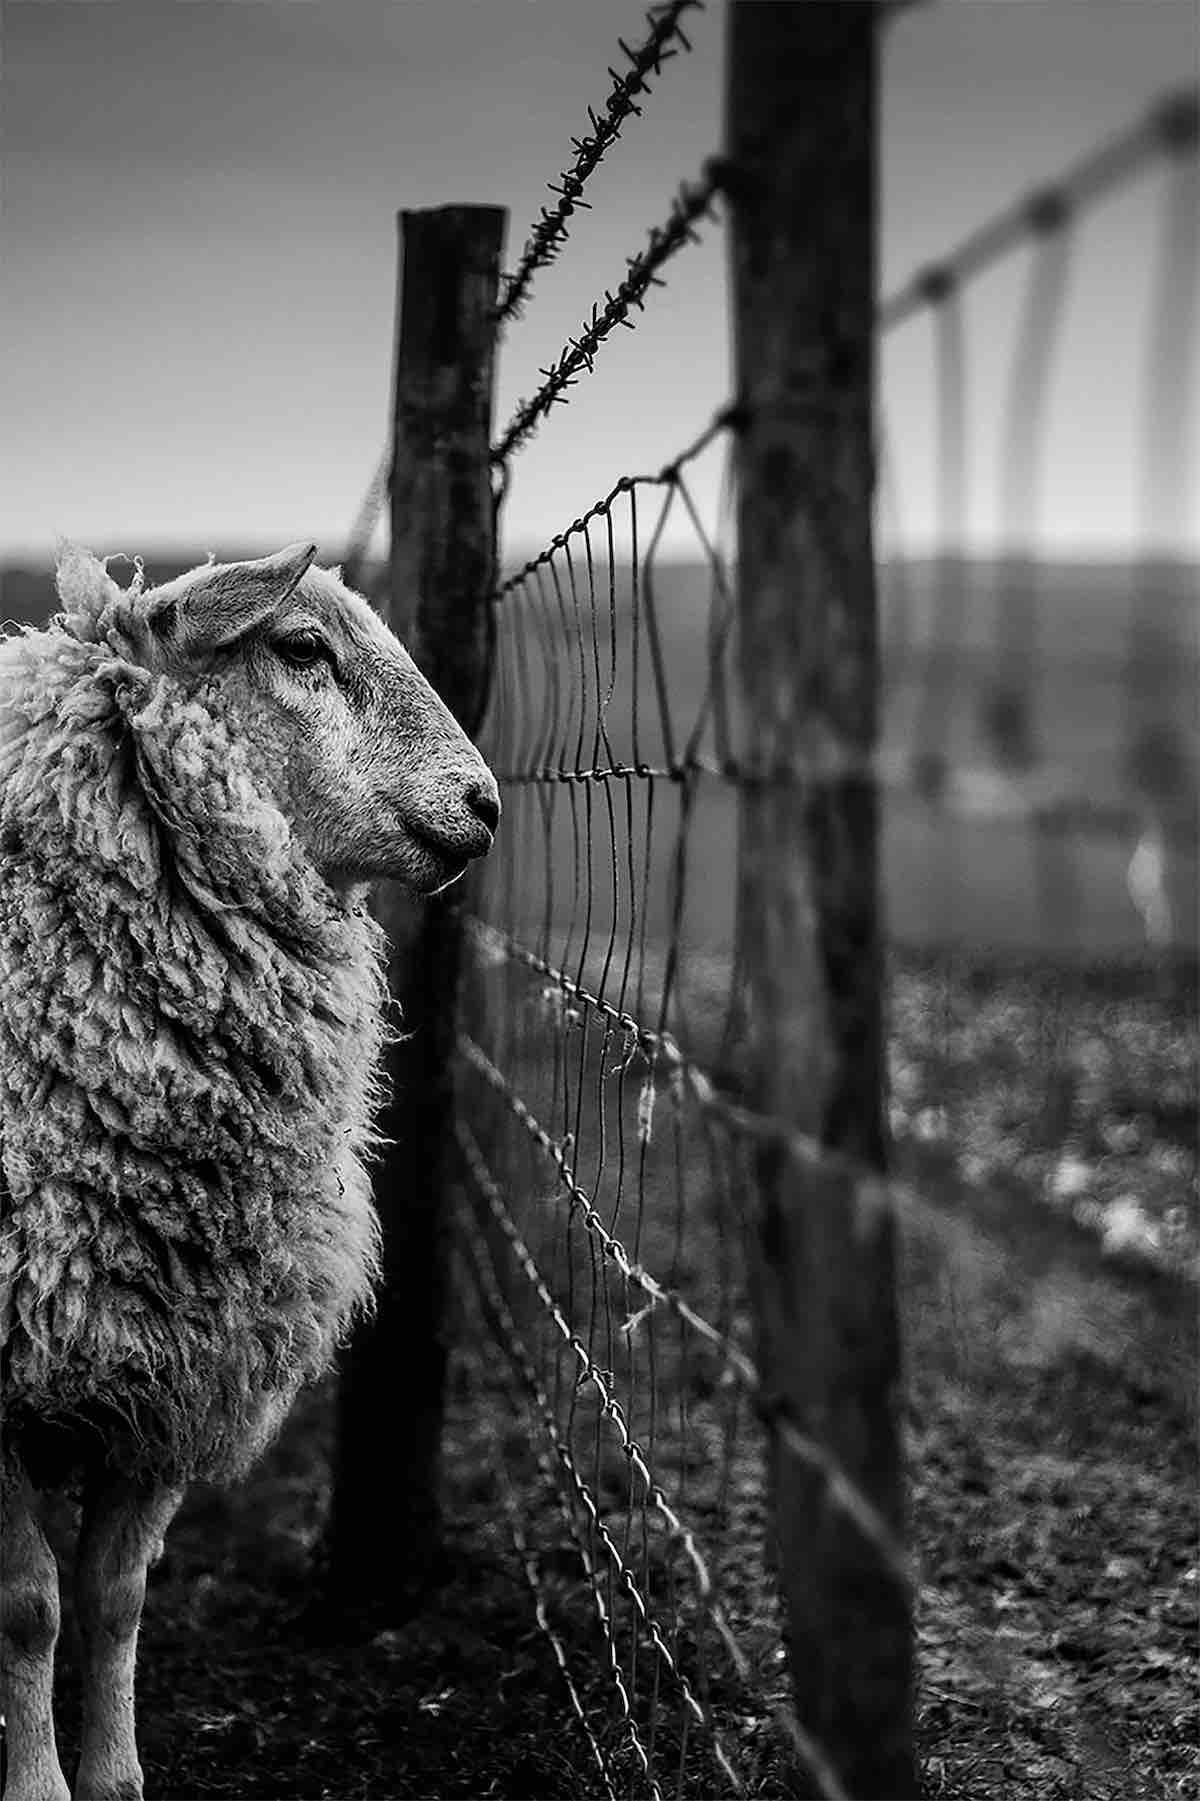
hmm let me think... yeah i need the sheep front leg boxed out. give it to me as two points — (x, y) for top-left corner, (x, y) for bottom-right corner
(72, 1476), (181, 1801)
(0, 1466), (70, 1801)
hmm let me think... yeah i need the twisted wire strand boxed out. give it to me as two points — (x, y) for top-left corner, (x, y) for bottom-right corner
(460, 1205), (668, 1797)
(459, 1139), (757, 1798)
(458, 1073), (759, 1387)
(458, 1109), (872, 1801)
(341, 201), (728, 566)
(472, 1366), (621, 1798)
(457, 1030), (912, 1598)
(457, 1117), (755, 1671)
(492, 163), (727, 465)
(496, 0), (705, 328)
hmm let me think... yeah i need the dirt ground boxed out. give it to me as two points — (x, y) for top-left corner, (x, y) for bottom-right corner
(16, 958), (1199, 1801)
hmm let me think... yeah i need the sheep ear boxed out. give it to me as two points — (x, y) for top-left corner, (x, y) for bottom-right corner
(148, 542), (319, 651)
(55, 542), (124, 610)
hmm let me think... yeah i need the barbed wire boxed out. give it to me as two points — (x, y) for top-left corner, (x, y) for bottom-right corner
(475, 1375), (621, 1797)
(878, 87), (1198, 332)
(457, 1118), (759, 1665)
(340, 181), (728, 573)
(341, 87), (1196, 582)
(492, 161), (727, 465)
(496, 0), (704, 328)
(459, 1207), (669, 1799)
(458, 1016), (761, 1384)
(458, 1026), (911, 1589)
(457, 1135), (752, 1797)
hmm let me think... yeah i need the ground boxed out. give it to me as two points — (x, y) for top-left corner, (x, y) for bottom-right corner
(15, 956), (1199, 1801)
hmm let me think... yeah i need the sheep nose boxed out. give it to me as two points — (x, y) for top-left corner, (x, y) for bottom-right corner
(466, 778), (501, 836)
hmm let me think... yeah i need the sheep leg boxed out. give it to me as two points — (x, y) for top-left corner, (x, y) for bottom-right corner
(0, 1466), (70, 1801)
(72, 1476), (181, 1801)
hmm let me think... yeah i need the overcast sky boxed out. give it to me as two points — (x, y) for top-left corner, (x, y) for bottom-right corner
(3, 0), (1197, 564)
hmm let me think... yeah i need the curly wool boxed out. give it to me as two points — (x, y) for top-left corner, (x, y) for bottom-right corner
(0, 554), (389, 1485)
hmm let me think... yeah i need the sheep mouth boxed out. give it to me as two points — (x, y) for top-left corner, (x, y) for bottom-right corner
(399, 823), (473, 892)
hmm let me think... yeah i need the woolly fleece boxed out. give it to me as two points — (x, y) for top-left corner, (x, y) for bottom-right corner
(0, 551), (388, 1485)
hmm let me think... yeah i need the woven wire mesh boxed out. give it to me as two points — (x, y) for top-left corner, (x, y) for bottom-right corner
(455, 428), (798, 1797)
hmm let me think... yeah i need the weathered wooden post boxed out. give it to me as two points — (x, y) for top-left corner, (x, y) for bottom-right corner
(325, 205), (506, 1622)
(725, 4), (916, 1793)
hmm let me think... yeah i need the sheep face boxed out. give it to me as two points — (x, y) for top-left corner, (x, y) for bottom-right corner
(142, 544), (500, 894)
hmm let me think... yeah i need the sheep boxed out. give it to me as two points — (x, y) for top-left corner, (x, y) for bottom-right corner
(0, 541), (500, 1801)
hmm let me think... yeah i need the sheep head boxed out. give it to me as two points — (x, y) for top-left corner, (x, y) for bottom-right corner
(128, 545), (500, 895)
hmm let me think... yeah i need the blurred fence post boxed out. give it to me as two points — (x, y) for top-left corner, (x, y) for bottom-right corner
(725, 4), (916, 1793)
(325, 205), (506, 1622)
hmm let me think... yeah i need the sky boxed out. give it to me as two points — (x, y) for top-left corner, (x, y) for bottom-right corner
(2, 0), (1197, 566)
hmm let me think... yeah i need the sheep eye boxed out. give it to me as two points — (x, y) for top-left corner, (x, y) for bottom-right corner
(275, 630), (330, 671)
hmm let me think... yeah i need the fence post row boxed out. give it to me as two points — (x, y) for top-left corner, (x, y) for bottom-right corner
(726, 4), (916, 1794)
(325, 205), (506, 1621)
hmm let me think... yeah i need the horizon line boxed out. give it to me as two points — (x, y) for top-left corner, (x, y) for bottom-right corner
(3, 542), (1198, 573)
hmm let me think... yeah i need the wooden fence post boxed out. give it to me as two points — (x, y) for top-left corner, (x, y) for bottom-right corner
(725, 5), (916, 1794)
(324, 205), (506, 1623)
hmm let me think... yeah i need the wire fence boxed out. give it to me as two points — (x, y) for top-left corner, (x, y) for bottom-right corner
(458, 389), (775, 1795)
(342, 6), (1197, 1794)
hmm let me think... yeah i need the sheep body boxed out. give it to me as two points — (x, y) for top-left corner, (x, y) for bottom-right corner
(0, 554), (390, 1485)
(0, 544), (500, 1801)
